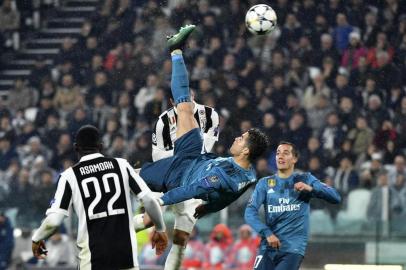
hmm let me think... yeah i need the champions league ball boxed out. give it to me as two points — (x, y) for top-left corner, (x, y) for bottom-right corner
(245, 4), (277, 35)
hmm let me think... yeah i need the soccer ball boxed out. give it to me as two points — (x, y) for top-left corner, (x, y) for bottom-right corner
(245, 4), (277, 35)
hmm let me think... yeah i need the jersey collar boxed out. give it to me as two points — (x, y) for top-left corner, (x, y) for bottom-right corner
(80, 153), (104, 162)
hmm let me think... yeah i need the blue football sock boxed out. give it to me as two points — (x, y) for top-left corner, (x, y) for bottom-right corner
(171, 53), (190, 104)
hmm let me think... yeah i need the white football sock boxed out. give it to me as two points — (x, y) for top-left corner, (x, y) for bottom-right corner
(164, 244), (185, 270)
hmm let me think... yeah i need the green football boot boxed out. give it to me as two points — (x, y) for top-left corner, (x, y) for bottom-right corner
(167, 24), (196, 52)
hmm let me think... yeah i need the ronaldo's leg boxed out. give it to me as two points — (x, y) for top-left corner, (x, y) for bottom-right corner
(167, 25), (199, 139)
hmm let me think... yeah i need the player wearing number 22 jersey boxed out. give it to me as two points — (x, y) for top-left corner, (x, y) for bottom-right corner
(31, 125), (168, 270)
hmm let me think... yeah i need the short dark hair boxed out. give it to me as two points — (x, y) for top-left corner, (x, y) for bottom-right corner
(75, 125), (101, 150)
(278, 141), (299, 158)
(247, 128), (270, 163)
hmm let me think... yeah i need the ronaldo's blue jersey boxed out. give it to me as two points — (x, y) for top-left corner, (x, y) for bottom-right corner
(161, 156), (257, 208)
(245, 172), (341, 256)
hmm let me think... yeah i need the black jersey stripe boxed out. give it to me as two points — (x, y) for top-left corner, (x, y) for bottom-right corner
(60, 181), (72, 210)
(194, 110), (200, 128)
(204, 106), (212, 133)
(128, 168), (141, 195)
(161, 113), (172, 150)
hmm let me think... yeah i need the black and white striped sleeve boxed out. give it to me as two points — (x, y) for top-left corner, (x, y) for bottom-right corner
(125, 161), (152, 200)
(46, 172), (72, 217)
(152, 114), (174, 161)
(203, 107), (220, 152)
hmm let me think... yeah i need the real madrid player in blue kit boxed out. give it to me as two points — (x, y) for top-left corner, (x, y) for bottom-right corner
(137, 24), (269, 270)
(245, 142), (341, 270)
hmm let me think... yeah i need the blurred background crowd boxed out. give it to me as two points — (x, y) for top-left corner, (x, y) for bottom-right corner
(0, 0), (406, 269)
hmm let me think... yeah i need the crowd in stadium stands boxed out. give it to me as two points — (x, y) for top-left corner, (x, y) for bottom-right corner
(1, 0), (406, 268)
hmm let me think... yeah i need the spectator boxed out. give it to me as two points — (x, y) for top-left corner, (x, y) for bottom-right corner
(313, 33), (340, 67)
(280, 13), (302, 50)
(261, 113), (282, 150)
(366, 95), (390, 131)
(90, 94), (112, 132)
(367, 32), (395, 68)
(302, 70), (331, 111)
(286, 57), (309, 92)
(387, 155), (406, 186)
(134, 73), (159, 115)
(373, 50), (401, 92)
(269, 74), (293, 112)
(7, 79), (38, 113)
(341, 31), (367, 70)
(0, 0), (20, 49)
(0, 116), (16, 144)
(31, 169), (55, 222)
(8, 168), (35, 227)
(319, 112), (346, 158)
(144, 88), (166, 125)
(0, 212), (14, 270)
(349, 56), (371, 88)
(50, 133), (75, 171)
(203, 224), (233, 270)
(53, 74), (82, 118)
(300, 137), (327, 170)
(307, 94), (333, 134)
(39, 113), (62, 149)
(332, 156), (359, 195)
(256, 158), (273, 179)
(373, 120), (397, 150)
(394, 96), (406, 148)
(284, 112), (311, 150)
(43, 232), (75, 267)
(391, 174), (406, 219)
(114, 92), (138, 137)
(337, 97), (357, 131)
(67, 108), (92, 138)
(332, 13), (353, 52)
(295, 35), (314, 66)
(106, 134), (129, 159)
(361, 153), (386, 186)
(367, 171), (396, 223)
(308, 156), (327, 180)
(230, 37), (254, 71)
(29, 57), (51, 90)
(362, 12), (380, 48)
(0, 135), (17, 171)
(229, 93), (259, 128)
(347, 116), (374, 157)
(226, 224), (258, 269)
(182, 227), (205, 269)
(86, 71), (112, 105)
(55, 37), (78, 67)
(333, 73), (362, 106)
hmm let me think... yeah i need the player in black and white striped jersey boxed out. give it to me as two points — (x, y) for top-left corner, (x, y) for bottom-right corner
(152, 90), (219, 161)
(31, 125), (168, 270)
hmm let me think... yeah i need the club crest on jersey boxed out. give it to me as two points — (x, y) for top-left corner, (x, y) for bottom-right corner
(268, 178), (276, 187)
(169, 116), (176, 125)
(209, 175), (219, 183)
(152, 133), (157, 144)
